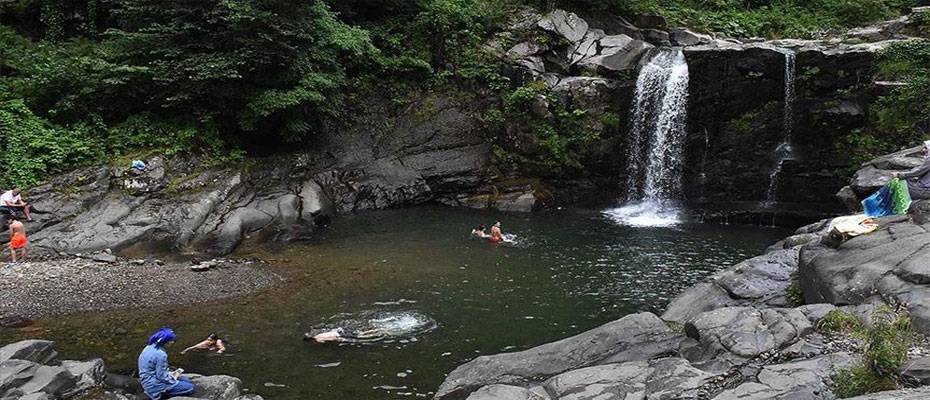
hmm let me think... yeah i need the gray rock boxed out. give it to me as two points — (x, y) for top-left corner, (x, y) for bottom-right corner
(60, 359), (105, 396)
(189, 375), (242, 400)
(434, 312), (684, 400)
(670, 28), (712, 46)
(92, 253), (118, 263)
(1, 361), (78, 399)
(795, 304), (837, 325)
(507, 41), (547, 60)
(799, 220), (930, 333)
(663, 248), (799, 324)
(465, 384), (550, 400)
(578, 37), (653, 72)
(836, 185), (861, 212)
(537, 9), (589, 43)
(18, 393), (52, 400)
(493, 192), (536, 213)
(542, 357), (715, 400)
(682, 307), (811, 366)
(899, 356), (930, 385)
(0, 340), (57, 365)
(712, 352), (855, 400)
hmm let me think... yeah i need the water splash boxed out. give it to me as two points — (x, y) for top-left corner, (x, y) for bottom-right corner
(309, 310), (437, 344)
(606, 48), (690, 227)
(765, 48), (796, 206)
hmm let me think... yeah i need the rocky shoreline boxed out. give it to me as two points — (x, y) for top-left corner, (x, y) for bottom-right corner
(0, 255), (279, 325)
(0, 339), (260, 400)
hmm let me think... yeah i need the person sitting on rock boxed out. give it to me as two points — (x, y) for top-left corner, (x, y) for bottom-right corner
(5, 216), (27, 262)
(471, 224), (489, 239)
(893, 140), (930, 199)
(0, 188), (32, 222)
(180, 333), (227, 354)
(138, 327), (195, 399)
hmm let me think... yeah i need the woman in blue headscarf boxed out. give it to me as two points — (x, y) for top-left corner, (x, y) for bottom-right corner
(138, 327), (195, 399)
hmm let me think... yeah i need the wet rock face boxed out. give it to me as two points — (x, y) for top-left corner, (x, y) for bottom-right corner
(682, 41), (888, 221)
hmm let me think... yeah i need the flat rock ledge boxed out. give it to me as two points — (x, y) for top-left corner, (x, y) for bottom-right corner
(0, 257), (279, 322)
(0, 340), (261, 400)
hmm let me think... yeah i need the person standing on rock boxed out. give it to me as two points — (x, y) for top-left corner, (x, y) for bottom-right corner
(6, 216), (27, 262)
(893, 140), (930, 199)
(0, 188), (32, 222)
(138, 327), (196, 399)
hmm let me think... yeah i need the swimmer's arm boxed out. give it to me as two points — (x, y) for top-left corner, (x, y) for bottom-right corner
(180, 340), (210, 354)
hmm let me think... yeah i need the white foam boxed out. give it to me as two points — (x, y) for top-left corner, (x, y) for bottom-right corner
(602, 202), (681, 227)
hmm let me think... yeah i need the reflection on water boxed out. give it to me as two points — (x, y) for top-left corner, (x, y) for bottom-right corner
(0, 206), (788, 399)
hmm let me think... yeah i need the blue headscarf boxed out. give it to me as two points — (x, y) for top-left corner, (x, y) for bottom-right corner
(147, 327), (177, 347)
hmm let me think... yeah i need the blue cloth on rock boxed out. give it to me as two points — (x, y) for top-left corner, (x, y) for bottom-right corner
(862, 185), (894, 217)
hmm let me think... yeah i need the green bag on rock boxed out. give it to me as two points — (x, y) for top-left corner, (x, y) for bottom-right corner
(889, 178), (912, 215)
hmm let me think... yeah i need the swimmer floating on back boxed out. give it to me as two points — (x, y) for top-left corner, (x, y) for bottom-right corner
(303, 327), (381, 343)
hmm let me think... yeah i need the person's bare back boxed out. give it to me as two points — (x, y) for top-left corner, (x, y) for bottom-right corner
(7, 218), (28, 262)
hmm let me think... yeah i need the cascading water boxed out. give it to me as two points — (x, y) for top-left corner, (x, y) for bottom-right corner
(765, 49), (796, 206)
(604, 48), (690, 227)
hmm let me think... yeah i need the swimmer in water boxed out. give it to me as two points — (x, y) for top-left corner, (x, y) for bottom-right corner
(181, 333), (227, 354)
(471, 224), (489, 239)
(489, 221), (503, 244)
(303, 327), (381, 343)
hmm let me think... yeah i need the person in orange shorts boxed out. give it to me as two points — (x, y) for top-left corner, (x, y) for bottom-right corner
(7, 216), (27, 262)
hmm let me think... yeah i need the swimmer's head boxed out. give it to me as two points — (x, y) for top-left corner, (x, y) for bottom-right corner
(208, 333), (219, 341)
(494, 221), (501, 227)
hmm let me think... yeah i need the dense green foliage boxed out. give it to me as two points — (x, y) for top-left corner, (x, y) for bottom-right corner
(0, 0), (921, 186)
(839, 38), (930, 167)
(832, 305), (913, 398)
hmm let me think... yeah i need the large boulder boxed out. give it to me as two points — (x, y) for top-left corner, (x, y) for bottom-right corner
(434, 312), (683, 400)
(663, 248), (800, 324)
(799, 219), (930, 333)
(0, 340), (57, 365)
(900, 356), (930, 386)
(61, 359), (106, 396)
(537, 10), (589, 43)
(188, 375), (243, 400)
(0, 360), (77, 400)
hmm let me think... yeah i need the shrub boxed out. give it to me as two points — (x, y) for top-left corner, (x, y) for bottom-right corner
(818, 309), (863, 333)
(832, 305), (912, 398)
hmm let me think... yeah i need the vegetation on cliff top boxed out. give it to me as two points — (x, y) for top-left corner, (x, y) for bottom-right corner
(0, 0), (923, 186)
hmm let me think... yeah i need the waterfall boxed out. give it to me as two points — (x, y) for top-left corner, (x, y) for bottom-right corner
(765, 49), (796, 206)
(604, 48), (690, 227)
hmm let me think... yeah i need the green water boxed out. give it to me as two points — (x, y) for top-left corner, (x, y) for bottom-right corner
(0, 206), (788, 399)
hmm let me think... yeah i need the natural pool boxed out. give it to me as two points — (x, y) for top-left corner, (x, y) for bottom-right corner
(0, 206), (789, 399)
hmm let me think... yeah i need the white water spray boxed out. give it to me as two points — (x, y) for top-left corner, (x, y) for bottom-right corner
(605, 48), (690, 227)
(765, 49), (796, 206)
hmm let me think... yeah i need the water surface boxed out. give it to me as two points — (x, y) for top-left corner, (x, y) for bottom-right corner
(0, 206), (788, 399)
